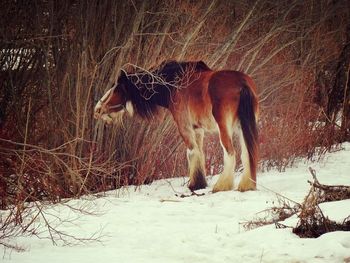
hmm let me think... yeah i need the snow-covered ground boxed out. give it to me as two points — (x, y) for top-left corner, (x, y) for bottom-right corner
(1, 143), (350, 263)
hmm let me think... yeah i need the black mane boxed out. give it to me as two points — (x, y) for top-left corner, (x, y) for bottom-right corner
(118, 60), (211, 118)
(154, 60), (211, 81)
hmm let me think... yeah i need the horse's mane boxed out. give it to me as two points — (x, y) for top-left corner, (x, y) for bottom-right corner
(119, 60), (211, 118)
(154, 60), (211, 80)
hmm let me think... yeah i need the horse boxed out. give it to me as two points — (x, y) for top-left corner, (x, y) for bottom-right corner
(94, 60), (258, 192)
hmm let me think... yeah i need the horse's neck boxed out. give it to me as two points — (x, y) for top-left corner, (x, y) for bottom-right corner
(149, 84), (173, 108)
(133, 73), (174, 109)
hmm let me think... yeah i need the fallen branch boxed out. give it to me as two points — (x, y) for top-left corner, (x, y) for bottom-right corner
(307, 167), (350, 203)
(243, 167), (350, 238)
(242, 196), (300, 230)
(293, 206), (350, 238)
(293, 167), (350, 238)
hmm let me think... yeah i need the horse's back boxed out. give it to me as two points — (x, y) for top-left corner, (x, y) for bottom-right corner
(208, 70), (256, 96)
(170, 69), (257, 131)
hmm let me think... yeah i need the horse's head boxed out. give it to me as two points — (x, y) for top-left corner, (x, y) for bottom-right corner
(94, 70), (134, 125)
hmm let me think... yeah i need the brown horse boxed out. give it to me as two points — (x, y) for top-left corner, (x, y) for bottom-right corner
(94, 61), (258, 192)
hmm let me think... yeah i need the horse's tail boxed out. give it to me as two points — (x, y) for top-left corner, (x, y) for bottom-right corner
(238, 81), (259, 185)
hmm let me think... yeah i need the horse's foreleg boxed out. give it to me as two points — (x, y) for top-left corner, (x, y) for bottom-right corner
(181, 128), (207, 191)
(189, 129), (207, 191)
(187, 147), (207, 191)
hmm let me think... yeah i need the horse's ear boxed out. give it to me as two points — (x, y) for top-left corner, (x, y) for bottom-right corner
(117, 69), (129, 94)
(115, 69), (127, 84)
(120, 69), (128, 80)
(115, 69), (127, 85)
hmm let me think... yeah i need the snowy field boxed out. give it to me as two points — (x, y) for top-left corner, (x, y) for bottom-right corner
(1, 143), (350, 263)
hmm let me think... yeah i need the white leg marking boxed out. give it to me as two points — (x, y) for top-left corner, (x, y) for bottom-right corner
(213, 138), (236, 192)
(187, 148), (200, 179)
(213, 147), (235, 192)
(187, 148), (194, 161)
(222, 146), (236, 176)
(212, 119), (237, 192)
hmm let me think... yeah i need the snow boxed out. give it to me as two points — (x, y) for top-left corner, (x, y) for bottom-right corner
(1, 143), (350, 263)
(320, 200), (350, 223)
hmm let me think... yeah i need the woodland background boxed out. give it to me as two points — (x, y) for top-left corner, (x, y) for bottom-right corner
(0, 0), (349, 212)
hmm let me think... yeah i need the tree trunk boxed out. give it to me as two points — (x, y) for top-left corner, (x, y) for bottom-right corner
(326, 7), (350, 141)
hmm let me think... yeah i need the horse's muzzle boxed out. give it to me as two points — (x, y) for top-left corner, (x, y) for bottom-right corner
(94, 102), (105, 119)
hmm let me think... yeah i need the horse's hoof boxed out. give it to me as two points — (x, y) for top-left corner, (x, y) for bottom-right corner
(212, 183), (233, 193)
(212, 174), (234, 193)
(188, 182), (207, 191)
(188, 169), (207, 191)
(237, 185), (256, 192)
(237, 177), (256, 192)
(188, 179), (207, 191)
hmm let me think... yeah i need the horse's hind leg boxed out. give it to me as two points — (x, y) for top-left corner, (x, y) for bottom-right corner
(212, 121), (236, 193)
(237, 127), (256, 191)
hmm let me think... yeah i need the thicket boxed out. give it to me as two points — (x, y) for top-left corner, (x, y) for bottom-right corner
(0, 0), (349, 227)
